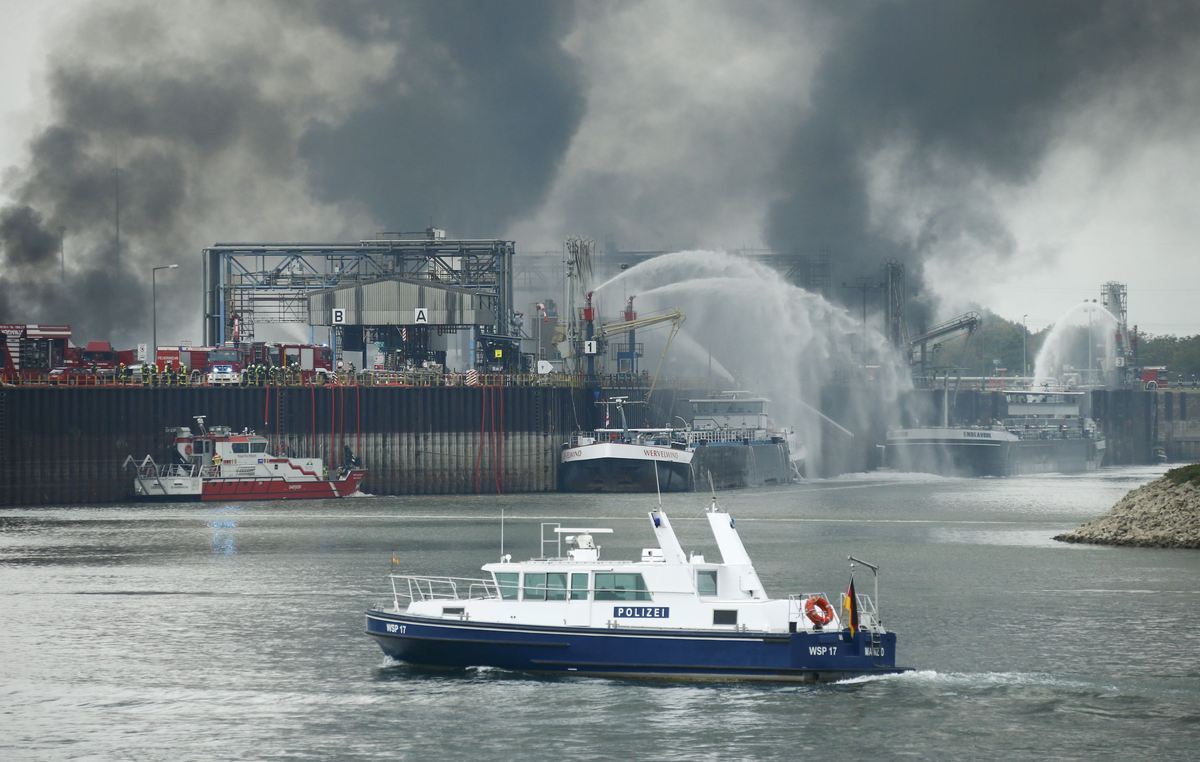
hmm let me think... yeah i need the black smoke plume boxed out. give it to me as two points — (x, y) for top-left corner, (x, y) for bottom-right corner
(0, 0), (583, 347)
(767, 0), (1200, 327)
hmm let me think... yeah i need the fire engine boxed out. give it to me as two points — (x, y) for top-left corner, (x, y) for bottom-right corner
(200, 342), (334, 384)
(1139, 366), (1169, 390)
(270, 343), (334, 382)
(49, 340), (137, 383)
(50, 341), (132, 382)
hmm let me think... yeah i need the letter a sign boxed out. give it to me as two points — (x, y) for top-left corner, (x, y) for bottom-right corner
(332, 308), (346, 325)
(414, 308), (429, 324)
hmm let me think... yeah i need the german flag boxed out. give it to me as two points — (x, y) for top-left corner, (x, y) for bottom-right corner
(843, 578), (859, 637)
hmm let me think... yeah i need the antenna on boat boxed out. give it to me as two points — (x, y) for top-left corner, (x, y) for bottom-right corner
(653, 462), (663, 508)
(708, 472), (718, 512)
(848, 555), (881, 628)
(192, 415), (207, 435)
(500, 508), (505, 562)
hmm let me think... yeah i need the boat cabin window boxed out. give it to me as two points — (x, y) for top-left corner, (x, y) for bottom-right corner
(570, 573), (589, 601)
(594, 573), (651, 601)
(523, 573), (547, 601)
(495, 572), (519, 600)
(250, 441), (267, 453)
(546, 573), (568, 601)
(232, 442), (249, 454)
(713, 610), (738, 626)
(194, 440), (209, 454)
(697, 570), (718, 597)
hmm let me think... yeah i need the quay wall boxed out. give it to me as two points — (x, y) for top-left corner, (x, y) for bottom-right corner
(0, 385), (579, 507)
(1154, 390), (1200, 461)
(0, 384), (1171, 507)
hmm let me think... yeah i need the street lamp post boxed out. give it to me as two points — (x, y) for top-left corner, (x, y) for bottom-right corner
(1086, 299), (1094, 385)
(1022, 314), (1028, 378)
(152, 264), (179, 362)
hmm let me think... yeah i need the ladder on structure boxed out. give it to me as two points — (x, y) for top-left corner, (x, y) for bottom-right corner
(0, 390), (8, 500)
(0, 389), (7, 454)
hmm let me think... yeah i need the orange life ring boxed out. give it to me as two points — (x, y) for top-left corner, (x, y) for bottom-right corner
(804, 596), (834, 626)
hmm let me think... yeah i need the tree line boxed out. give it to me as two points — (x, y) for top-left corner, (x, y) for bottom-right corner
(914, 311), (1200, 384)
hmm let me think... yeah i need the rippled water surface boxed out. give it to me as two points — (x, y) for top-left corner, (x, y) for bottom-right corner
(2, 466), (1198, 760)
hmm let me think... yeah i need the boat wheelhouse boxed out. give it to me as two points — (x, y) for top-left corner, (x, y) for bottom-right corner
(125, 415), (365, 501)
(687, 391), (795, 487)
(559, 397), (693, 492)
(1002, 388), (1106, 474)
(366, 497), (905, 681)
(885, 387), (1105, 477)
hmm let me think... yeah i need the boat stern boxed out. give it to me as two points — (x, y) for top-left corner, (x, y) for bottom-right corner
(334, 468), (368, 497)
(789, 629), (903, 676)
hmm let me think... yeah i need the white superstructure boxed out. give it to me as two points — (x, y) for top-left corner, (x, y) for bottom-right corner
(384, 500), (873, 635)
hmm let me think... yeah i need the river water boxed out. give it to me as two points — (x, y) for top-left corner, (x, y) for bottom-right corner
(1, 466), (1197, 760)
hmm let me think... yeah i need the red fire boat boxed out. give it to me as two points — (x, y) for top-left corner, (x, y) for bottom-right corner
(125, 416), (366, 501)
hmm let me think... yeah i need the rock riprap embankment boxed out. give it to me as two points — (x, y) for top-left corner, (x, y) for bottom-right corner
(1054, 464), (1200, 548)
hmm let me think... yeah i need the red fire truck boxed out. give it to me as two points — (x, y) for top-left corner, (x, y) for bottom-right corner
(202, 342), (333, 384)
(271, 343), (334, 382)
(1140, 366), (1169, 390)
(49, 340), (136, 384)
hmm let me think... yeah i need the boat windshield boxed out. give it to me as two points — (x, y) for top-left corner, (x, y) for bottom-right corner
(594, 572), (651, 601)
(494, 572), (519, 600)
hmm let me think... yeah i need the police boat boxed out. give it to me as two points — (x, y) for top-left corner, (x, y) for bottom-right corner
(365, 495), (907, 681)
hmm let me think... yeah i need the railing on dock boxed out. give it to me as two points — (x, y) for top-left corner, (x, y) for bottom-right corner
(1, 367), (713, 389)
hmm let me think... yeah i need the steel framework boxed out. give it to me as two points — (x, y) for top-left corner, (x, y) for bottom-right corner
(883, 259), (906, 349)
(203, 234), (515, 345)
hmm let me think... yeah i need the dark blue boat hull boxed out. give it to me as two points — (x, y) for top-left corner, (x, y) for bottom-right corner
(366, 610), (904, 681)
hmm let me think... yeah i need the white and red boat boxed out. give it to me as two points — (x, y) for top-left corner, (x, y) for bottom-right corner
(125, 416), (366, 501)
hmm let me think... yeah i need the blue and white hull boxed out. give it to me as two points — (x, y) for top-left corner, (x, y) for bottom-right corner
(366, 610), (902, 681)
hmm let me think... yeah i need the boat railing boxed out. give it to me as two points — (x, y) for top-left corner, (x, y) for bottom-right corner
(686, 428), (773, 445)
(570, 430), (689, 448)
(388, 575), (499, 607)
(129, 459), (200, 479)
(788, 592), (884, 633)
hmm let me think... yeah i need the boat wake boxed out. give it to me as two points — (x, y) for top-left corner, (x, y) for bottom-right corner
(817, 471), (958, 484)
(834, 670), (1102, 691)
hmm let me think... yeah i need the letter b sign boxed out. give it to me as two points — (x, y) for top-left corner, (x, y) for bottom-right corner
(332, 308), (346, 325)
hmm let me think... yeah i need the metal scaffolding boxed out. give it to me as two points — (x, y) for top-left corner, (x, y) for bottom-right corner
(203, 232), (515, 345)
(883, 259), (907, 349)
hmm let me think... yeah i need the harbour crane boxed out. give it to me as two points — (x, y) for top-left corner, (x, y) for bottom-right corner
(909, 312), (981, 376)
(594, 300), (685, 407)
